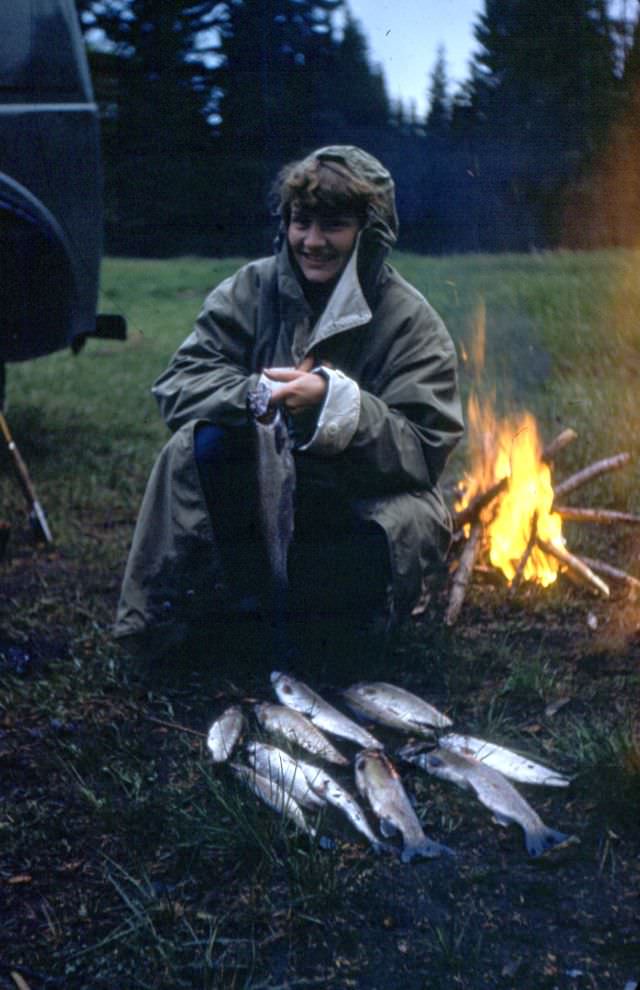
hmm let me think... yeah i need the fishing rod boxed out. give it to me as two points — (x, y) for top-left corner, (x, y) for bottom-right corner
(0, 409), (53, 544)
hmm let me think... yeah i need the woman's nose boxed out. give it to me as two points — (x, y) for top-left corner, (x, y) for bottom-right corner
(303, 222), (325, 247)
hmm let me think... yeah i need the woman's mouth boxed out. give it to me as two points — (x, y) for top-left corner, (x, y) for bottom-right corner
(300, 252), (334, 264)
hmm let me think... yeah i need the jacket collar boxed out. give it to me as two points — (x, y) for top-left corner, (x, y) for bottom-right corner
(276, 232), (373, 347)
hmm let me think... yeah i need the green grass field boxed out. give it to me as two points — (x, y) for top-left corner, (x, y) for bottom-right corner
(1, 249), (640, 989)
(4, 248), (640, 560)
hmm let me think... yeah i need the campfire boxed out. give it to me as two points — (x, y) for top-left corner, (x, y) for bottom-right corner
(444, 382), (640, 626)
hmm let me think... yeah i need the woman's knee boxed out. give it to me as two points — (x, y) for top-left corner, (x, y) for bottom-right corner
(194, 423), (229, 467)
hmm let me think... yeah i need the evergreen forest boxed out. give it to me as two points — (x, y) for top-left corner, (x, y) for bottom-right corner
(76, 0), (640, 256)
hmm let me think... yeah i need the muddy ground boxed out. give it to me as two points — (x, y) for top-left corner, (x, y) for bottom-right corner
(1, 524), (639, 990)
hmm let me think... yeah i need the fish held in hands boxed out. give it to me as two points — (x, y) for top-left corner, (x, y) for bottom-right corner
(398, 742), (572, 857)
(354, 748), (453, 863)
(271, 671), (382, 749)
(254, 702), (349, 765)
(247, 381), (296, 600)
(343, 681), (452, 734)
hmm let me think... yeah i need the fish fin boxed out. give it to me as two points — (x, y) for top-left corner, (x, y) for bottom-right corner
(379, 817), (398, 838)
(491, 812), (512, 828)
(370, 840), (395, 857)
(526, 828), (572, 858)
(407, 716), (448, 734)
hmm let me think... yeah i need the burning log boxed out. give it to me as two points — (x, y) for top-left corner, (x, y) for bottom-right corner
(536, 536), (610, 598)
(578, 557), (640, 592)
(541, 428), (578, 464)
(445, 522), (483, 626)
(553, 452), (630, 501)
(554, 506), (640, 526)
(452, 476), (508, 532)
(452, 426), (578, 534)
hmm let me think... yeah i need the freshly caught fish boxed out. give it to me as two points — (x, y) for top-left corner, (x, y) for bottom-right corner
(343, 681), (452, 734)
(298, 759), (390, 854)
(354, 749), (452, 863)
(438, 733), (570, 788)
(206, 705), (244, 763)
(398, 742), (571, 858)
(271, 671), (382, 750)
(254, 702), (349, 765)
(247, 381), (296, 599)
(245, 741), (326, 810)
(230, 762), (315, 836)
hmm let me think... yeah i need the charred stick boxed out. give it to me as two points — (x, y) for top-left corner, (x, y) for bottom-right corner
(536, 536), (610, 598)
(554, 506), (640, 526)
(541, 427), (578, 464)
(452, 476), (508, 532)
(509, 511), (538, 593)
(578, 556), (640, 591)
(553, 452), (631, 501)
(445, 522), (483, 626)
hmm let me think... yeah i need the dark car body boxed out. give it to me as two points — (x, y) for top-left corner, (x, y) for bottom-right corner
(0, 0), (122, 371)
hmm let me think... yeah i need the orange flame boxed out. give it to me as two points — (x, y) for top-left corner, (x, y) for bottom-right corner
(458, 307), (563, 587)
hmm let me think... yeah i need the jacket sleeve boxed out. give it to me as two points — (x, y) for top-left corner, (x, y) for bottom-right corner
(340, 288), (464, 494)
(151, 264), (262, 431)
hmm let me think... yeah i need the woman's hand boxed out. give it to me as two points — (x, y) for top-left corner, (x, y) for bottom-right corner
(263, 356), (327, 415)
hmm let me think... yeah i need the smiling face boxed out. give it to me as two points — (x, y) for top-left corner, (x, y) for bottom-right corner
(287, 205), (361, 285)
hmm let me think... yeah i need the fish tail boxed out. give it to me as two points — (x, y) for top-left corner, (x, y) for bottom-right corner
(526, 826), (570, 857)
(400, 838), (454, 863)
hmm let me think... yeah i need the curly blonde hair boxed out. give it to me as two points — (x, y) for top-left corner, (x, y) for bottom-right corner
(274, 155), (386, 225)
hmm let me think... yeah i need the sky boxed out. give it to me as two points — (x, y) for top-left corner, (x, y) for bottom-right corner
(345, 0), (484, 117)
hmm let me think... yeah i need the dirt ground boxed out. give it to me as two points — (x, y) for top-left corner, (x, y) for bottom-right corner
(1, 527), (639, 990)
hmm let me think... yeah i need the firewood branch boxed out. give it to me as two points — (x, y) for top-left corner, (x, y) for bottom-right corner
(554, 506), (640, 525)
(452, 476), (508, 532)
(578, 557), (640, 592)
(536, 537), (610, 597)
(445, 522), (483, 625)
(541, 428), (578, 463)
(509, 511), (538, 593)
(553, 453), (631, 501)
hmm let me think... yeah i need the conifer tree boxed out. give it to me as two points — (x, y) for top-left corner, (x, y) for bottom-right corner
(425, 45), (450, 136)
(76, 0), (224, 250)
(471, 0), (618, 158)
(330, 11), (390, 126)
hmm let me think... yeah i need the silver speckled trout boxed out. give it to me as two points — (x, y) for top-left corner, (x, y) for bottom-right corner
(398, 741), (572, 858)
(343, 681), (452, 735)
(438, 733), (570, 788)
(206, 705), (244, 763)
(271, 671), (382, 750)
(355, 749), (453, 863)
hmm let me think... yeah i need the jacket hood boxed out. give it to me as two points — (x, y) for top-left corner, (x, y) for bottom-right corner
(309, 145), (399, 249)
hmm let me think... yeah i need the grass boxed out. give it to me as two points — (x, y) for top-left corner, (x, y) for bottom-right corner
(2, 247), (640, 988)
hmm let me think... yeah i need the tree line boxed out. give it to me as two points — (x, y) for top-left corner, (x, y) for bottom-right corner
(76, 0), (640, 255)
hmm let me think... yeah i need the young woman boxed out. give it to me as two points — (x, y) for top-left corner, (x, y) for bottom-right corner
(115, 145), (464, 672)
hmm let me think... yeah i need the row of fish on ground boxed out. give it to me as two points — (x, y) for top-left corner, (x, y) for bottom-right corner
(206, 673), (575, 863)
